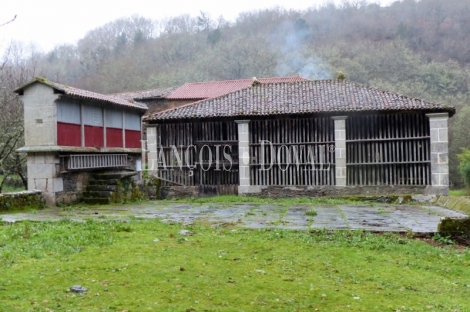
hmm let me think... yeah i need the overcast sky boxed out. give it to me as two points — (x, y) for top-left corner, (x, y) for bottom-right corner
(1, 0), (397, 53)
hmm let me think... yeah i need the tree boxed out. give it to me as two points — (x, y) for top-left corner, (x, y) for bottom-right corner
(457, 148), (470, 191)
(0, 15), (16, 27)
(0, 42), (41, 192)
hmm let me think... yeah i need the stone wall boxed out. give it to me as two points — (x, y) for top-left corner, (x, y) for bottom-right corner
(157, 185), (444, 199)
(55, 170), (93, 205)
(0, 190), (45, 211)
(238, 185), (443, 198)
(435, 196), (470, 215)
(22, 83), (59, 147)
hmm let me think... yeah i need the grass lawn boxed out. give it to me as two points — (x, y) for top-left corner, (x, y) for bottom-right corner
(449, 189), (469, 197)
(0, 219), (469, 311)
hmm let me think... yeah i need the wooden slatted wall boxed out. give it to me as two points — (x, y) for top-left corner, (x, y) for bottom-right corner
(193, 121), (239, 194)
(156, 121), (239, 194)
(156, 122), (195, 186)
(346, 113), (431, 186)
(249, 117), (335, 186)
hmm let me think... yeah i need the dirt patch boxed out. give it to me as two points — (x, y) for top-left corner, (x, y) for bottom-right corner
(411, 233), (470, 248)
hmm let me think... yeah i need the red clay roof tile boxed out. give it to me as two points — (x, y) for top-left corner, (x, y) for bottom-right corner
(145, 80), (455, 121)
(14, 78), (148, 110)
(166, 76), (309, 100)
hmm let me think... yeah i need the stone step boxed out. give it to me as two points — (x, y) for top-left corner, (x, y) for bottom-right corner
(86, 185), (118, 192)
(83, 197), (111, 205)
(94, 171), (137, 180)
(83, 191), (114, 198)
(89, 179), (119, 186)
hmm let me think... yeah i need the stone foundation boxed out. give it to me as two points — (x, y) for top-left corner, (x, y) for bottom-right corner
(159, 185), (446, 199)
(241, 185), (447, 198)
(55, 171), (93, 205)
(26, 151), (142, 206)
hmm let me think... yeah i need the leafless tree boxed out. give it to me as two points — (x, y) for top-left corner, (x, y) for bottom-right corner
(0, 42), (41, 192)
(0, 15), (16, 27)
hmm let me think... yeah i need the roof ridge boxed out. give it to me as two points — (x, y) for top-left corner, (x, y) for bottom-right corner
(178, 75), (308, 86)
(112, 85), (178, 96)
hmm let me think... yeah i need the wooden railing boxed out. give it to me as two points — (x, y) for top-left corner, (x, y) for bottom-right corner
(63, 154), (127, 170)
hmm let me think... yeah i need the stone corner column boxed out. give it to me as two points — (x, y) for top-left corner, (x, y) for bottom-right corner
(332, 116), (348, 187)
(426, 112), (449, 194)
(145, 126), (158, 176)
(235, 120), (251, 194)
(27, 152), (62, 206)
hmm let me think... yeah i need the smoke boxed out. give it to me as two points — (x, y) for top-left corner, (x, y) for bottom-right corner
(272, 19), (332, 80)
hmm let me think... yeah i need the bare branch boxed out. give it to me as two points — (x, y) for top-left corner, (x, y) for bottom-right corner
(0, 15), (17, 27)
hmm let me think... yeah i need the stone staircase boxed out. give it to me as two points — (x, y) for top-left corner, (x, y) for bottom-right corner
(83, 171), (137, 205)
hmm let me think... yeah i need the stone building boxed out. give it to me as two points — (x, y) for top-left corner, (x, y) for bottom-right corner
(144, 79), (455, 198)
(14, 78), (147, 205)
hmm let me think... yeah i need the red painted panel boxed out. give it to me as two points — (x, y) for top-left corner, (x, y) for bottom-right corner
(106, 128), (123, 148)
(57, 122), (81, 146)
(85, 126), (104, 147)
(125, 130), (141, 148)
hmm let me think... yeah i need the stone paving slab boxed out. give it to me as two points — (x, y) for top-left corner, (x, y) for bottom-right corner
(310, 206), (348, 229)
(0, 202), (467, 233)
(278, 204), (311, 229)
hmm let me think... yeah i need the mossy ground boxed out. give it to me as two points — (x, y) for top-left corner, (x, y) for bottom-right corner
(0, 219), (469, 311)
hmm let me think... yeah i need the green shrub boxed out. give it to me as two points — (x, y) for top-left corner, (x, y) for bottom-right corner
(457, 148), (470, 189)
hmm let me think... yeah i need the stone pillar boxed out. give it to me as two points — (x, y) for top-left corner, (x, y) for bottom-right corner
(27, 152), (62, 206)
(427, 113), (449, 194)
(332, 116), (348, 186)
(146, 126), (158, 176)
(235, 120), (251, 194)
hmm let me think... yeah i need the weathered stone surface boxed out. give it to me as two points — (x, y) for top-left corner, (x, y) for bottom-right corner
(1, 201), (466, 234)
(22, 83), (59, 146)
(438, 217), (470, 236)
(70, 286), (87, 293)
(27, 164), (56, 179)
(435, 196), (470, 214)
(428, 119), (448, 130)
(411, 195), (437, 203)
(164, 184), (449, 198)
(245, 185), (434, 198)
(431, 142), (448, 153)
(0, 190), (45, 211)
(178, 229), (194, 236)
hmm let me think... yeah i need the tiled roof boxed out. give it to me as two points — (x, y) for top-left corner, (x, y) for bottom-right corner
(114, 86), (179, 101)
(14, 77), (148, 110)
(146, 80), (455, 121)
(166, 76), (309, 100)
